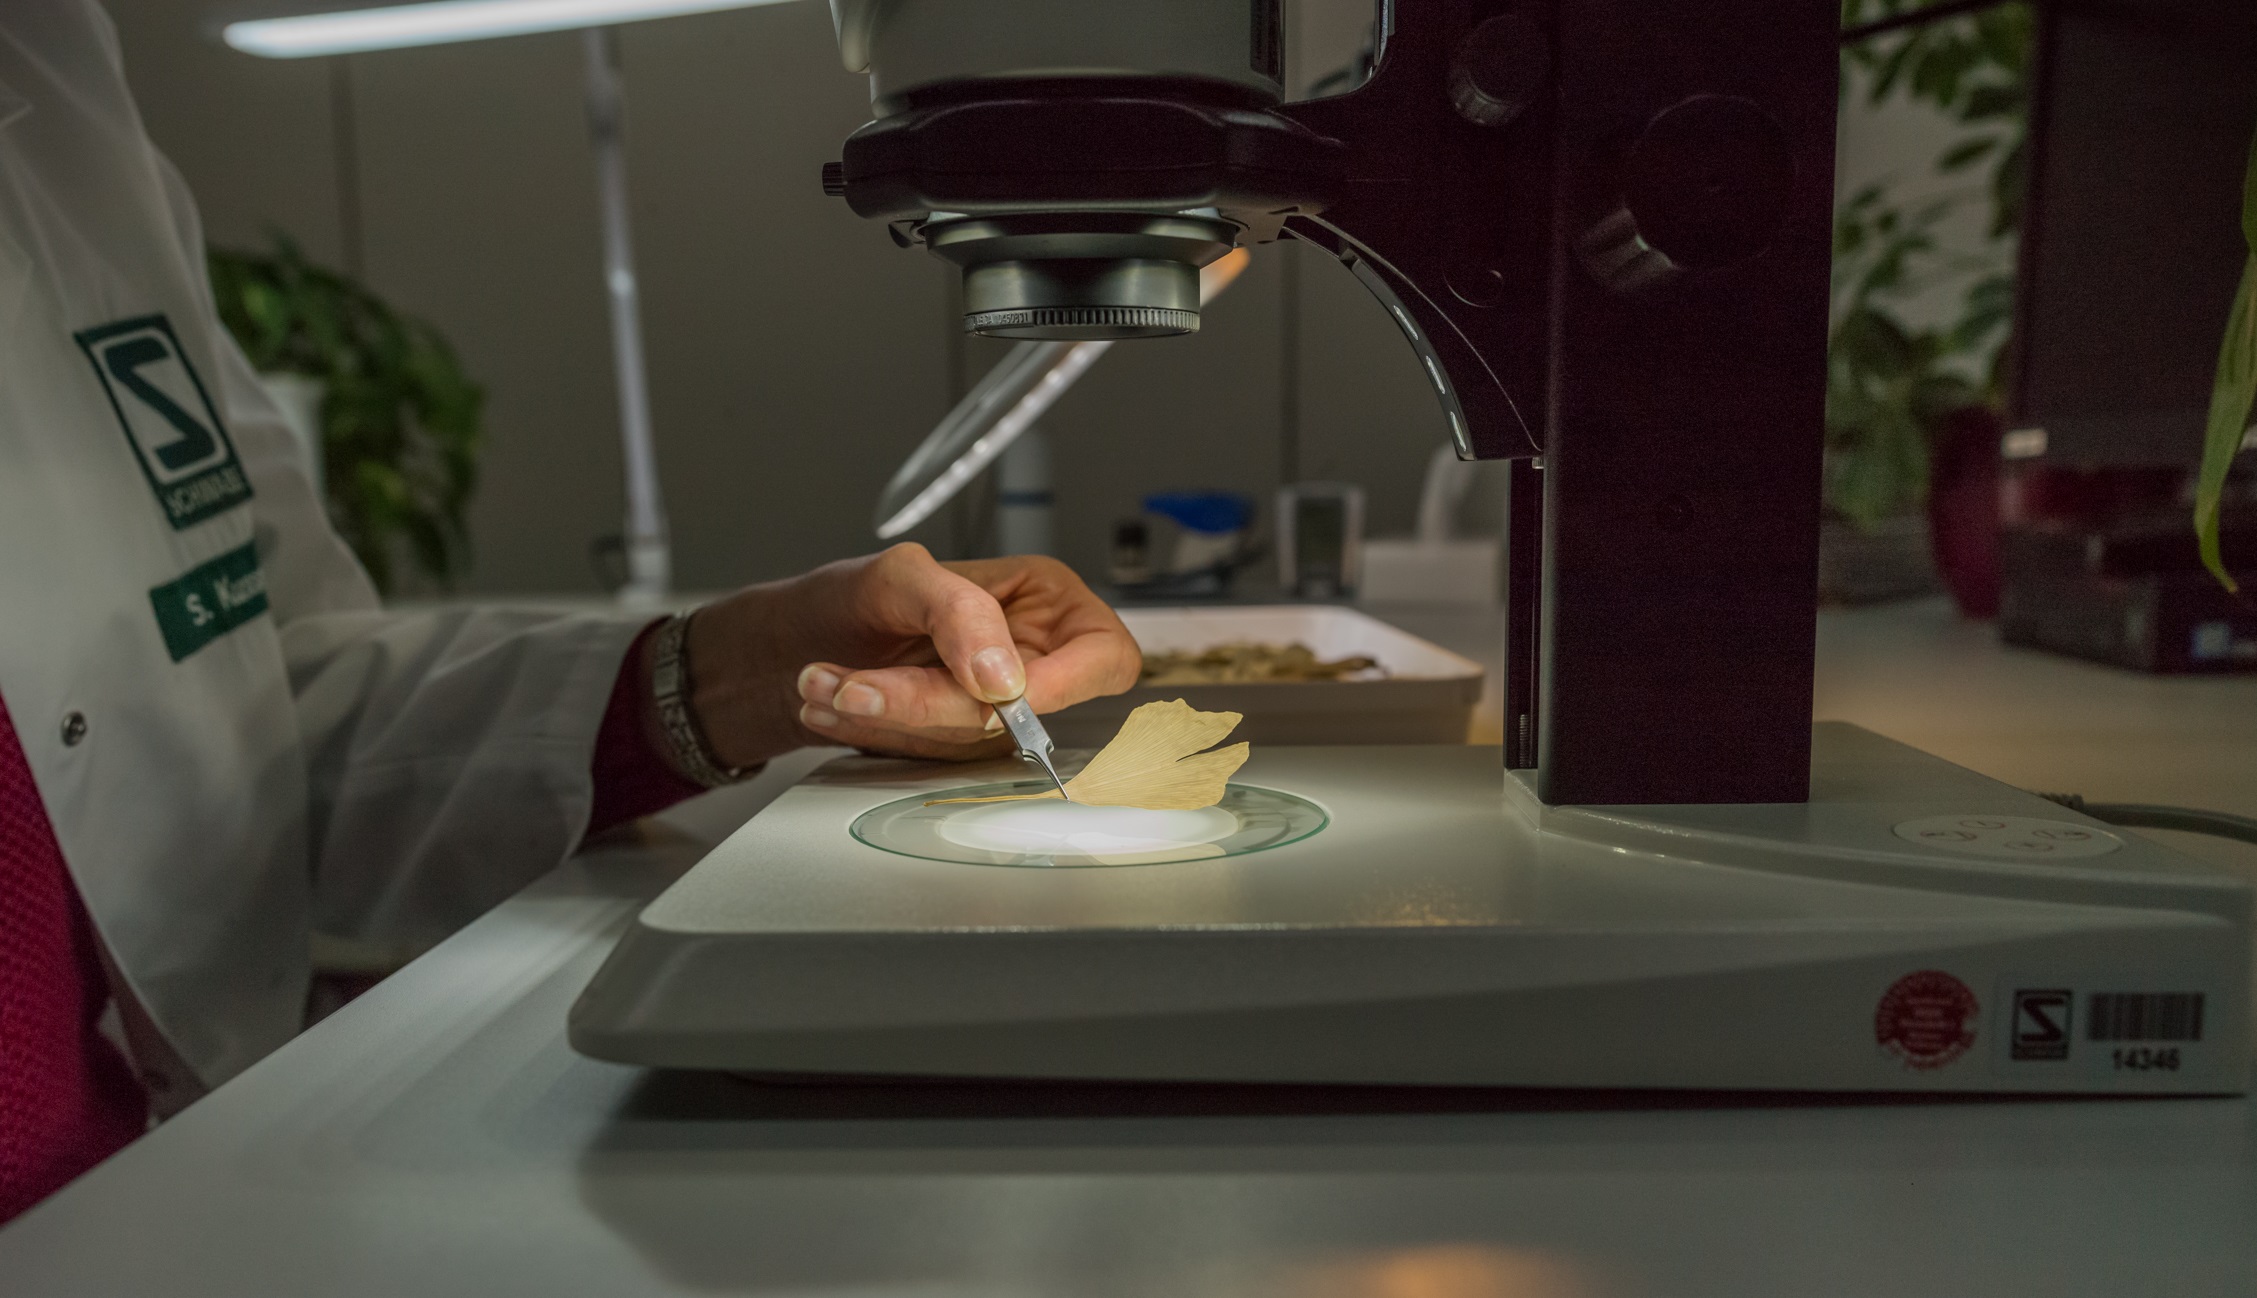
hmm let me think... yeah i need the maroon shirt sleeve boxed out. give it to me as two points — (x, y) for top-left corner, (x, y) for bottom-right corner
(587, 620), (707, 836)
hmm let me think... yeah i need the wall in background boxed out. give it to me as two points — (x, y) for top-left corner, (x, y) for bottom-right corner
(106, 0), (1446, 598)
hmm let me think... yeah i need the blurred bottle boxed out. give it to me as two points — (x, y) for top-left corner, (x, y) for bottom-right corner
(1276, 481), (1365, 599)
(993, 426), (1052, 556)
(1109, 517), (1153, 587)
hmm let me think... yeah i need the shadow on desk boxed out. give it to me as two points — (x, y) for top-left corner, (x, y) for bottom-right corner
(569, 1068), (2245, 1297)
(594, 1067), (2193, 1130)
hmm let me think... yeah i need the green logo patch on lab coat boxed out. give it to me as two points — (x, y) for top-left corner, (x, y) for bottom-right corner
(149, 541), (269, 662)
(75, 314), (254, 529)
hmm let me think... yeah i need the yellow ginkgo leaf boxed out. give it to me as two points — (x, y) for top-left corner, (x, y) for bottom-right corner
(928, 699), (1249, 810)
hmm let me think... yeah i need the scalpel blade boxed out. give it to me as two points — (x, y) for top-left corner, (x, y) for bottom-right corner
(992, 695), (1070, 800)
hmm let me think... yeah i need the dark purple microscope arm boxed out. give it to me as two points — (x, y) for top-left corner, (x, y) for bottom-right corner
(1281, 0), (1840, 804)
(832, 0), (1839, 804)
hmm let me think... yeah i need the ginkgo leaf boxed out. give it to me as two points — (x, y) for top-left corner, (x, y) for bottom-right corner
(928, 699), (1249, 810)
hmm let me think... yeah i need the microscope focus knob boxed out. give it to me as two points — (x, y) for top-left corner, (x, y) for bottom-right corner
(1448, 14), (1551, 130)
(1619, 95), (1795, 271)
(820, 161), (847, 197)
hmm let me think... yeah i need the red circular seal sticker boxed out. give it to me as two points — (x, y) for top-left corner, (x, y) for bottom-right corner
(1875, 970), (1979, 1070)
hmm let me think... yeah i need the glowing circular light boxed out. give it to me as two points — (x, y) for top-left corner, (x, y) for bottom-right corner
(850, 782), (1328, 869)
(938, 802), (1239, 863)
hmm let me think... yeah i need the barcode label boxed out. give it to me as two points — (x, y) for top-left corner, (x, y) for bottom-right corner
(2086, 992), (2205, 1043)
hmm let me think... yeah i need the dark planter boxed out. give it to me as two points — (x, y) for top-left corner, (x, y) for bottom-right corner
(1926, 405), (2004, 619)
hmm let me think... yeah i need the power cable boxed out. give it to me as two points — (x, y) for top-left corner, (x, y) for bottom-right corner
(2032, 792), (2257, 847)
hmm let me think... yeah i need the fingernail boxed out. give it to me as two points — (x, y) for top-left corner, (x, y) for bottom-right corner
(797, 664), (841, 702)
(834, 681), (885, 718)
(800, 704), (838, 730)
(971, 646), (1025, 702)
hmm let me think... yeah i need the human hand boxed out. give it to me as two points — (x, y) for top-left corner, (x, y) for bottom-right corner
(676, 543), (1140, 767)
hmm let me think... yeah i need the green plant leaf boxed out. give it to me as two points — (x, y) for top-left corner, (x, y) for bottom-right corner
(1910, 371), (1982, 423)
(1869, 29), (1930, 102)
(1912, 37), (1979, 106)
(1948, 272), (2017, 377)
(2196, 125), (2257, 592)
(1938, 136), (1999, 172)
(1977, 9), (2030, 72)
(1834, 306), (1919, 378)
(1961, 83), (2024, 123)
(2196, 255), (2254, 593)
(1989, 135), (2027, 237)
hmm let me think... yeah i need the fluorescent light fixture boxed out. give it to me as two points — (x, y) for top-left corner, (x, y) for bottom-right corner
(224, 0), (796, 58)
(876, 340), (1111, 540)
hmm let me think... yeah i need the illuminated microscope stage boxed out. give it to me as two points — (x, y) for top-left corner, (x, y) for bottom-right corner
(570, 725), (2251, 1095)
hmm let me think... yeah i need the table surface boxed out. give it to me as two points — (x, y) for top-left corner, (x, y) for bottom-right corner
(4, 599), (2256, 1297)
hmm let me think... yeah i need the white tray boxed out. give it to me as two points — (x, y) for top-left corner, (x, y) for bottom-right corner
(1047, 604), (1485, 746)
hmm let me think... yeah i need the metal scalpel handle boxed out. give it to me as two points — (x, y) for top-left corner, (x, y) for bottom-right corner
(992, 695), (1070, 800)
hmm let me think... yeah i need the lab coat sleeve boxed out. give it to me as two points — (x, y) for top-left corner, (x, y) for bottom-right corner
(152, 153), (654, 943)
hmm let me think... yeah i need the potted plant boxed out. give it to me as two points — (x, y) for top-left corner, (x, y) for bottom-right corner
(1828, 0), (2029, 613)
(206, 236), (484, 595)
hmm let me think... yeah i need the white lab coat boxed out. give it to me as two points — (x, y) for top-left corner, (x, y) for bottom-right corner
(0, 4), (647, 1093)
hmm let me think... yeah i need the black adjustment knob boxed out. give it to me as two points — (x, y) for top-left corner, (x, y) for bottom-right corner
(1448, 13), (1550, 130)
(820, 161), (847, 197)
(1620, 95), (1795, 271)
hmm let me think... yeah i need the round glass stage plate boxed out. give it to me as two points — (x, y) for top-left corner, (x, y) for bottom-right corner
(850, 782), (1328, 868)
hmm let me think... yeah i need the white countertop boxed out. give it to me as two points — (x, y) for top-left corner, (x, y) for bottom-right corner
(2, 600), (2254, 1296)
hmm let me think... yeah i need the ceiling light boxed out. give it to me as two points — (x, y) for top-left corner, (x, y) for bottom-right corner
(223, 0), (797, 58)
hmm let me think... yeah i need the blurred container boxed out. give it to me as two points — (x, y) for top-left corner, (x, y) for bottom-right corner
(1048, 604), (1485, 747)
(1108, 516), (1155, 586)
(1817, 515), (1938, 606)
(1275, 481), (1364, 599)
(1356, 445), (1506, 605)
(1359, 538), (1500, 604)
(1111, 491), (1258, 597)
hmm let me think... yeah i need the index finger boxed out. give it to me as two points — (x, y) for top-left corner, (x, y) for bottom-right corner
(866, 543), (1027, 704)
(943, 554), (1141, 712)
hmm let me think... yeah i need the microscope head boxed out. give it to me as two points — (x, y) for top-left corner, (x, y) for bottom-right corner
(822, 0), (1341, 339)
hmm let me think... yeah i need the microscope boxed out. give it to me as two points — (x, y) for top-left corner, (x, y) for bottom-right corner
(569, 2), (2251, 1094)
(823, 0), (1833, 807)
